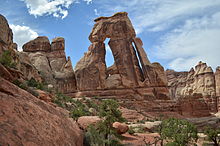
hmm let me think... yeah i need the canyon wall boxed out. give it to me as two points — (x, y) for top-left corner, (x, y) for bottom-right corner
(166, 61), (219, 112)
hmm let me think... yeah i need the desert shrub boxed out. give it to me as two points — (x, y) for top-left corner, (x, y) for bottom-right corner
(159, 118), (198, 146)
(128, 127), (135, 135)
(204, 127), (220, 146)
(85, 99), (125, 146)
(13, 79), (27, 90)
(12, 79), (39, 97)
(0, 50), (16, 68)
(53, 93), (74, 108)
(27, 78), (44, 90)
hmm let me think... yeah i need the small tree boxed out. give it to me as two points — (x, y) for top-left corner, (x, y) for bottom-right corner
(159, 118), (198, 146)
(0, 50), (16, 68)
(204, 127), (220, 146)
(85, 99), (125, 146)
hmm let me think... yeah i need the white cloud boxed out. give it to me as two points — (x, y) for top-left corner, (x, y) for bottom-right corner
(84, 0), (92, 4)
(155, 12), (220, 71)
(21, 0), (75, 19)
(10, 24), (38, 51)
(94, 9), (99, 16)
(94, 0), (220, 71)
(95, 0), (220, 34)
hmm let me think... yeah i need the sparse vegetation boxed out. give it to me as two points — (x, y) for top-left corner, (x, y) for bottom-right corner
(85, 99), (125, 146)
(128, 127), (135, 135)
(0, 50), (16, 68)
(204, 127), (220, 146)
(12, 79), (39, 97)
(27, 78), (44, 90)
(159, 118), (198, 146)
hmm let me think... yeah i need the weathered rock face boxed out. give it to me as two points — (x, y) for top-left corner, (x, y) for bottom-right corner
(0, 77), (83, 146)
(75, 12), (168, 99)
(0, 14), (42, 82)
(166, 61), (218, 112)
(133, 38), (167, 87)
(178, 94), (211, 118)
(23, 36), (77, 93)
(215, 67), (220, 97)
(23, 36), (51, 52)
(0, 14), (13, 54)
(75, 42), (106, 90)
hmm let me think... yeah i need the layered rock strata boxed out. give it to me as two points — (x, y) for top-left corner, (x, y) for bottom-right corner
(166, 62), (219, 112)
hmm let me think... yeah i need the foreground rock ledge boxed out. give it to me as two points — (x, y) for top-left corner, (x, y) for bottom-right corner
(0, 77), (83, 146)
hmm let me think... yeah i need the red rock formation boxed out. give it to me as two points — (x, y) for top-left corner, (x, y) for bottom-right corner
(75, 12), (169, 100)
(23, 36), (51, 52)
(215, 67), (220, 111)
(0, 14), (13, 54)
(0, 77), (83, 146)
(75, 42), (107, 90)
(215, 67), (220, 97)
(0, 14), (42, 83)
(178, 94), (211, 117)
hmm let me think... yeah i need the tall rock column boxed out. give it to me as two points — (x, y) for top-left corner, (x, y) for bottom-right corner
(133, 37), (167, 87)
(75, 42), (106, 90)
(215, 67), (220, 111)
(109, 38), (143, 87)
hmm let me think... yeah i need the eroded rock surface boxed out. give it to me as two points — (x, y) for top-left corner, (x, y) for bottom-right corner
(167, 61), (218, 112)
(0, 77), (83, 146)
(23, 36), (77, 93)
(0, 14), (13, 54)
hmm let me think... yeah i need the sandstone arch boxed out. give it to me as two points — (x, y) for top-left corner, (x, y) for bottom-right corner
(75, 12), (168, 95)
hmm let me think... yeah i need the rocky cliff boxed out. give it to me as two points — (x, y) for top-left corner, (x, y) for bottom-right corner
(0, 14), (83, 146)
(22, 36), (77, 93)
(166, 61), (219, 112)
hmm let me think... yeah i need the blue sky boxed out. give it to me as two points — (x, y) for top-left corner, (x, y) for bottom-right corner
(0, 0), (220, 71)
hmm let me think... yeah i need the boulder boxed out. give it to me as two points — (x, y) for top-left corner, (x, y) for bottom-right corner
(77, 116), (101, 130)
(112, 122), (129, 134)
(23, 36), (51, 52)
(0, 77), (83, 146)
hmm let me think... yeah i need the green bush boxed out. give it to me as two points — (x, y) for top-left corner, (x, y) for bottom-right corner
(85, 99), (125, 146)
(159, 118), (198, 146)
(0, 50), (16, 68)
(204, 127), (220, 146)
(13, 79), (28, 90)
(27, 78), (44, 90)
(12, 79), (39, 97)
(128, 127), (135, 135)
